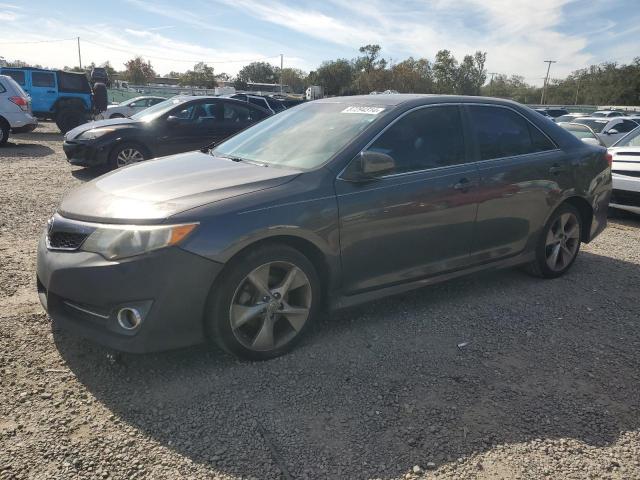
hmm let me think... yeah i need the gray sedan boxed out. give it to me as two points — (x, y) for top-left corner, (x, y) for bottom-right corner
(37, 95), (612, 360)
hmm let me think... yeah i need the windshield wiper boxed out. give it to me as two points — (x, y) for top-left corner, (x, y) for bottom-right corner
(216, 154), (268, 167)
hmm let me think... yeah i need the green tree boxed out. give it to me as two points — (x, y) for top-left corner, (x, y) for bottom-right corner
(123, 57), (155, 84)
(433, 50), (458, 94)
(236, 61), (278, 84)
(390, 57), (433, 93)
(279, 68), (306, 93)
(312, 59), (355, 96)
(456, 51), (487, 95)
(179, 62), (217, 88)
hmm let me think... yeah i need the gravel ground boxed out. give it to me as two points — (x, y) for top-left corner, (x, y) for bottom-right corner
(1, 122), (639, 480)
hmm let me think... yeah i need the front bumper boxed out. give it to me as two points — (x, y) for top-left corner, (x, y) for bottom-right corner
(36, 233), (224, 353)
(611, 173), (640, 215)
(63, 140), (110, 167)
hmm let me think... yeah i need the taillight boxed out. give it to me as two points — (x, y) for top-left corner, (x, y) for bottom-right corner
(605, 152), (613, 167)
(9, 96), (28, 111)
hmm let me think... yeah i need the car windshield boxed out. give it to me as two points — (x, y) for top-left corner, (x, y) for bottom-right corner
(131, 97), (189, 122)
(613, 126), (640, 147)
(574, 118), (609, 132)
(213, 102), (387, 170)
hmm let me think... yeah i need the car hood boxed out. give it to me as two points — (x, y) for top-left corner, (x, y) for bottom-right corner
(65, 117), (134, 140)
(59, 152), (300, 223)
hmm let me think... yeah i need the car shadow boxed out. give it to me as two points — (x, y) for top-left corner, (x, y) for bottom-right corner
(70, 167), (109, 182)
(0, 142), (55, 158)
(14, 130), (63, 142)
(53, 250), (640, 478)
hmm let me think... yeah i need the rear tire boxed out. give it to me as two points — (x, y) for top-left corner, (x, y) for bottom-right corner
(206, 244), (321, 361)
(55, 108), (86, 134)
(0, 120), (9, 146)
(525, 203), (582, 278)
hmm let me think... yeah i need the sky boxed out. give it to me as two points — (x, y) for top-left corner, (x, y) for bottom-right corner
(1, 0), (638, 85)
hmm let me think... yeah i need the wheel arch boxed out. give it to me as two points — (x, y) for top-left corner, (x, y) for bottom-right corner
(109, 138), (152, 162)
(52, 97), (87, 115)
(562, 196), (594, 243)
(0, 115), (9, 129)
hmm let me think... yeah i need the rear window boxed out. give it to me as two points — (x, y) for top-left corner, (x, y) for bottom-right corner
(3, 70), (25, 86)
(0, 82), (5, 93)
(58, 72), (91, 93)
(468, 106), (556, 160)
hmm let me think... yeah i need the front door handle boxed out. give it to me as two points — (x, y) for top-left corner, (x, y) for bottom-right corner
(453, 177), (473, 192)
(47, 90), (56, 93)
(549, 164), (566, 174)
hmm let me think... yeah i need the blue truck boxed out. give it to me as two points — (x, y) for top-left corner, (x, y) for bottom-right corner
(0, 67), (93, 133)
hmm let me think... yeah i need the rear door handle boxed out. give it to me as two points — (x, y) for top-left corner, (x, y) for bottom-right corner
(453, 177), (473, 192)
(549, 164), (566, 174)
(47, 90), (55, 93)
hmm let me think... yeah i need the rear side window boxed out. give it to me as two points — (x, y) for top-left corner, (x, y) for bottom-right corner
(367, 105), (466, 175)
(58, 72), (91, 93)
(224, 102), (267, 122)
(615, 120), (639, 133)
(468, 106), (556, 160)
(32, 72), (55, 88)
(4, 70), (25, 85)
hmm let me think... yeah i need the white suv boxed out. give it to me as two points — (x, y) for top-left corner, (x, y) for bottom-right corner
(0, 74), (38, 146)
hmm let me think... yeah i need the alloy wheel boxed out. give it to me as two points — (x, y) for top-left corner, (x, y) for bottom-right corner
(116, 148), (144, 167)
(545, 212), (580, 272)
(229, 261), (312, 352)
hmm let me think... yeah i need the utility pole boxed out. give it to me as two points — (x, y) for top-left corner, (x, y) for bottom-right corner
(279, 54), (283, 93)
(574, 78), (580, 105)
(77, 36), (82, 70)
(488, 72), (498, 95)
(540, 60), (556, 105)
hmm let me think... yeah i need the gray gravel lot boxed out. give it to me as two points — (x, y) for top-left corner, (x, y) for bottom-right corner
(1, 122), (639, 480)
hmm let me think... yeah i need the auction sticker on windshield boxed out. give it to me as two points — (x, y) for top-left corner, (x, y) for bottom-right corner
(341, 106), (385, 115)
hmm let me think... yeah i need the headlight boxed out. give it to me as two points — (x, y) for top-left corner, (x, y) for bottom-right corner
(81, 223), (198, 260)
(77, 127), (116, 140)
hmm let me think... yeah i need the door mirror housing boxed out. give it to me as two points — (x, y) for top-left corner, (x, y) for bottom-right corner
(581, 137), (603, 147)
(343, 151), (396, 182)
(166, 115), (180, 124)
(605, 128), (619, 135)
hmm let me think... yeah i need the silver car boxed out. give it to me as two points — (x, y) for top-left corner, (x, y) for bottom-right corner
(0, 74), (38, 145)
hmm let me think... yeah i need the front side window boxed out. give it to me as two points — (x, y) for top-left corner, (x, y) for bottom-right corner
(224, 102), (265, 122)
(170, 101), (219, 124)
(32, 72), (55, 88)
(615, 120), (639, 133)
(366, 105), (466, 175)
(468, 106), (555, 160)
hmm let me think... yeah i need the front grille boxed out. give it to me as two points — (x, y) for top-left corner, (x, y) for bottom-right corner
(611, 189), (640, 208)
(47, 231), (88, 250)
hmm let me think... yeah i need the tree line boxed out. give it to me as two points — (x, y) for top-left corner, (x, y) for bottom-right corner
(4, 44), (640, 105)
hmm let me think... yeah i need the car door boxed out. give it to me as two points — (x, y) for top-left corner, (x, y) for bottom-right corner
(219, 101), (268, 140)
(601, 119), (638, 147)
(335, 104), (480, 294)
(155, 100), (223, 156)
(129, 98), (149, 115)
(464, 104), (568, 263)
(29, 71), (57, 113)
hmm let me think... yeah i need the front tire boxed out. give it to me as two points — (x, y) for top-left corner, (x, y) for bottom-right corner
(0, 121), (9, 146)
(525, 203), (582, 278)
(206, 244), (321, 361)
(108, 142), (147, 169)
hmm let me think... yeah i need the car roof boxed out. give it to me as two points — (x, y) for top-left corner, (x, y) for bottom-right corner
(313, 94), (532, 109)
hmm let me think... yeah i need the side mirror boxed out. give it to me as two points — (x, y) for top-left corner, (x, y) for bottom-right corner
(342, 151), (396, 182)
(605, 129), (619, 135)
(166, 115), (180, 124)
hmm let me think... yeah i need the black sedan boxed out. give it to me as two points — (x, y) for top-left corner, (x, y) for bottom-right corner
(62, 96), (270, 169)
(39, 95), (611, 360)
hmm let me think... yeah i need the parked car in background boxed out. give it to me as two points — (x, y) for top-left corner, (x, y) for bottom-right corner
(535, 107), (569, 119)
(97, 96), (167, 119)
(591, 110), (625, 118)
(554, 113), (590, 123)
(0, 74), (38, 145)
(0, 67), (92, 133)
(558, 122), (605, 147)
(608, 126), (640, 215)
(38, 95), (611, 359)
(573, 116), (640, 146)
(63, 95), (271, 169)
